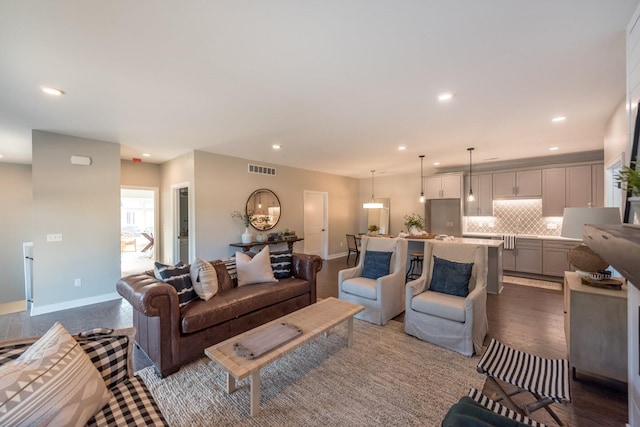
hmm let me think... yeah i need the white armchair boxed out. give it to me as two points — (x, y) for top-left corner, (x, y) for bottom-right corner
(404, 241), (488, 356)
(338, 237), (408, 325)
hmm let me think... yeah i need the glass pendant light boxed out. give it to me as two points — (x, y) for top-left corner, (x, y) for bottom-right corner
(363, 170), (384, 209)
(467, 147), (475, 202)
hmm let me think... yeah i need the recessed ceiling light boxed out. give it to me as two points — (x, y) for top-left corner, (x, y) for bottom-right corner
(437, 92), (453, 102)
(272, 144), (281, 150)
(549, 147), (559, 151)
(433, 161), (440, 166)
(41, 86), (64, 96)
(551, 116), (566, 122)
(0, 154), (3, 158)
(398, 145), (406, 151)
(142, 153), (151, 157)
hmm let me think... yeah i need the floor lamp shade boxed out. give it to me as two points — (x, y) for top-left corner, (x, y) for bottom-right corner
(561, 207), (622, 272)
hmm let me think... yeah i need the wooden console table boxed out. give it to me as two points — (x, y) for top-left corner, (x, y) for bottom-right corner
(564, 271), (627, 382)
(229, 237), (303, 252)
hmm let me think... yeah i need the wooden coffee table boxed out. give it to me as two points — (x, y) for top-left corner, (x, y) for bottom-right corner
(204, 297), (364, 416)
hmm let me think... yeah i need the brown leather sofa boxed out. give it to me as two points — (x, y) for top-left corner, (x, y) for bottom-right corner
(117, 253), (323, 377)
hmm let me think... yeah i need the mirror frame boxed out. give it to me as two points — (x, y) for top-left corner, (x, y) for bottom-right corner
(246, 189), (281, 231)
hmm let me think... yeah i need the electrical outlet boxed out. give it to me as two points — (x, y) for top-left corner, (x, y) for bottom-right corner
(488, 222), (495, 228)
(74, 278), (81, 287)
(46, 233), (63, 242)
(547, 223), (558, 230)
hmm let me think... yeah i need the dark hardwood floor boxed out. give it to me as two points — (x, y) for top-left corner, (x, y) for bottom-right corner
(0, 256), (627, 426)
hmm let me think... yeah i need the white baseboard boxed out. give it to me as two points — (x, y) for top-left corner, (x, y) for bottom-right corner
(30, 292), (121, 316)
(327, 251), (347, 260)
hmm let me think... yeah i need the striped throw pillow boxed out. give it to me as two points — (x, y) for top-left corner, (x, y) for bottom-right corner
(270, 249), (293, 279)
(154, 262), (198, 307)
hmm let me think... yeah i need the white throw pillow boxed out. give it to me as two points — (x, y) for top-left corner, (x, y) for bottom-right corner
(190, 257), (219, 300)
(236, 246), (278, 286)
(0, 322), (112, 427)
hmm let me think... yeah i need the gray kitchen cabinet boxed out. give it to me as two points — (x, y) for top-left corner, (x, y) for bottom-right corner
(566, 165), (592, 208)
(464, 173), (493, 216)
(425, 174), (462, 199)
(542, 168), (566, 216)
(493, 170), (541, 198)
(514, 238), (542, 274)
(542, 240), (576, 277)
(502, 248), (515, 271)
(591, 163), (604, 207)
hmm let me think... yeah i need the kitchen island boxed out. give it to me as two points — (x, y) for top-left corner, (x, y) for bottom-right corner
(403, 237), (504, 294)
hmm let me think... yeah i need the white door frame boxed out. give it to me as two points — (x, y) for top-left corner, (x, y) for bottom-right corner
(303, 190), (329, 259)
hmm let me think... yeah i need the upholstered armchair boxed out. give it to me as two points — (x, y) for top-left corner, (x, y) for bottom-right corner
(404, 241), (488, 356)
(338, 237), (408, 325)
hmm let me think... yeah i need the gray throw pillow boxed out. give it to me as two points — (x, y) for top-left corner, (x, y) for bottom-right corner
(362, 250), (393, 280)
(429, 256), (474, 297)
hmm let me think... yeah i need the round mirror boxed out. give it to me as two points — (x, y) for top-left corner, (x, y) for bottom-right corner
(246, 189), (281, 231)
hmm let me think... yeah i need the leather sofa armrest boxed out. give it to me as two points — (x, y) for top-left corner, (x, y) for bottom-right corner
(291, 253), (323, 303)
(116, 273), (180, 317)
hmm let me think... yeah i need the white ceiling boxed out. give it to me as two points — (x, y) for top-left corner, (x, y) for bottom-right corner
(0, 1), (638, 178)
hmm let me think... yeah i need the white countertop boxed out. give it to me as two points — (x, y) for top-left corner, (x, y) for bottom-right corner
(403, 237), (504, 247)
(462, 232), (580, 242)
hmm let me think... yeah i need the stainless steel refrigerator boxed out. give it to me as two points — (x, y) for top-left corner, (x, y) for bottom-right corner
(425, 198), (462, 236)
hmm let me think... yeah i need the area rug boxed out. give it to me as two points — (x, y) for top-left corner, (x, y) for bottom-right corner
(136, 320), (485, 426)
(503, 275), (563, 291)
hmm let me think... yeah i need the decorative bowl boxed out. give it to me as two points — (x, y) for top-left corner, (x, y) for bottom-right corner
(589, 270), (612, 281)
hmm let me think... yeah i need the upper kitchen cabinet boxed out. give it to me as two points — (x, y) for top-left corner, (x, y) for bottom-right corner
(542, 163), (604, 216)
(425, 173), (462, 199)
(465, 173), (493, 216)
(493, 169), (542, 198)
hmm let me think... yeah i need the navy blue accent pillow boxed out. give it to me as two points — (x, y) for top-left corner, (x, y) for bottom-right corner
(429, 256), (474, 297)
(154, 262), (198, 307)
(270, 249), (293, 279)
(362, 251), (393, 280)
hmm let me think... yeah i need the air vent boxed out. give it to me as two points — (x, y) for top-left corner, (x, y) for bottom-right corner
(248, 164), (276, 176)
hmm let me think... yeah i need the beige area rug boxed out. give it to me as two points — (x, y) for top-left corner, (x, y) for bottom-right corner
(136, 320), (485, 427)
(503, 275), (563, 291)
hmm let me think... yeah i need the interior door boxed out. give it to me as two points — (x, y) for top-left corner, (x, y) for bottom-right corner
(303, 191), (328, 258)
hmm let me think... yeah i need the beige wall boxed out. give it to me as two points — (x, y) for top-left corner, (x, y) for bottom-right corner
(121, 160), (161, 187)
(0, 163), (32, 304)
(192, 151), (359, 261)
(359, 172), (426, 235)
(32, 131), (121, 312)
(603, 98), (628, 166)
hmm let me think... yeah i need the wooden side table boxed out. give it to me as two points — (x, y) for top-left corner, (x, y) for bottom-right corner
(563, 271), (627, 382)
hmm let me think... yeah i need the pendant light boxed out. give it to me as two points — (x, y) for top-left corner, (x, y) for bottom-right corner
(467, 147), (475, 202)
(418, 155), (425, 203)
(363, 170), (384, 209)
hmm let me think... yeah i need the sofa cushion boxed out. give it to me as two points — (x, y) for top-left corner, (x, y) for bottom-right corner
(190, 258), (219, 301)
(411, 290), (466, 322)
(154, 262), (198, 307)
(180, 278), (310, 334)
(0, 322), (112, 427)
(87, 376), (167, 427)
(340, 276), (378, 300)
(236, 247), (278, 286)
(429, 256), (474, 297)
(270, 249), (293, 279)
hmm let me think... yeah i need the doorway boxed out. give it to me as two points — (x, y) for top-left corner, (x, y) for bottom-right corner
(173, 185), (190, 264)
(303, 191), (328, 259)
(120, 187), (157, 276)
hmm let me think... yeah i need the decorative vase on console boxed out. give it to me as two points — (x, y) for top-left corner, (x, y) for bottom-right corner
(242, 227), (253, 244)
(409, 226), (421, 236)
(404, 213), (425, 236)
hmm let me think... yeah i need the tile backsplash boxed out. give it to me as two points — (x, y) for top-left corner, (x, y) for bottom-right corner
(465, 199), (563, 236)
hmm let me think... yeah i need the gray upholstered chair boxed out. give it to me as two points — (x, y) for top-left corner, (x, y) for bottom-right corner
(338, 237), (408, 325)
(404, 241), (488, 356)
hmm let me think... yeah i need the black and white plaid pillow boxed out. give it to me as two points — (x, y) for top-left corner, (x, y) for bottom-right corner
(270, 249), (293, 279)
(154, 262), (198, 307)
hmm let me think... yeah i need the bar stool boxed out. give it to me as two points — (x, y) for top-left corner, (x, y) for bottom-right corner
(405, 252), (424, 282)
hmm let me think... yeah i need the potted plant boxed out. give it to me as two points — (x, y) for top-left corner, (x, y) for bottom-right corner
(616, 161), (640, 197)
(231, 210), (255, 243)
(367, 224), (379, 236)
(404, 213), (425, 236)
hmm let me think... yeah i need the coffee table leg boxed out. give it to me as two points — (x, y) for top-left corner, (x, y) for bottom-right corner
(225, 372), (236, 393)
(347, 316), (354, 348)
(250, 370), (260, 416)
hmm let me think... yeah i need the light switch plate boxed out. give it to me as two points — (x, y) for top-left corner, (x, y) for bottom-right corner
(46, 233), (63, 242)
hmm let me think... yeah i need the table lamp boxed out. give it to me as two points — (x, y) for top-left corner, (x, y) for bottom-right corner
(561, 207), (622, 272)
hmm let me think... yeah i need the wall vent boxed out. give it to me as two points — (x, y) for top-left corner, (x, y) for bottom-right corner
(248, 164), (276, 176)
